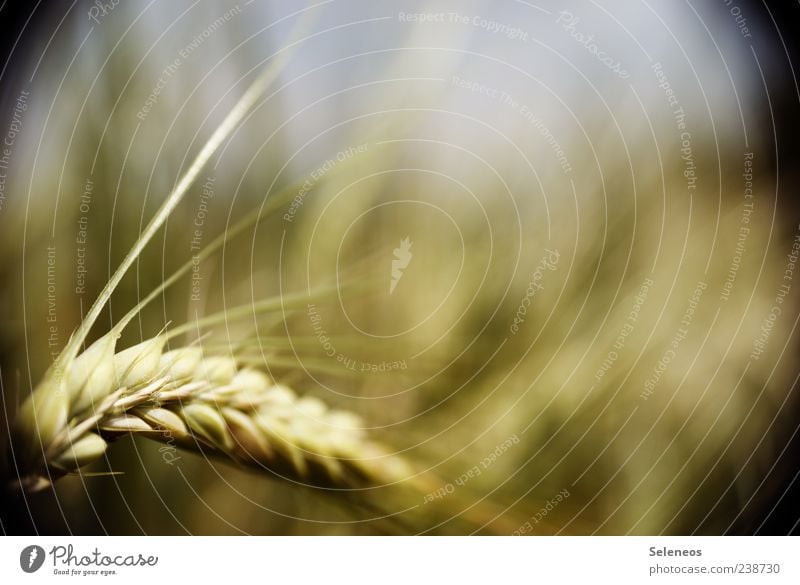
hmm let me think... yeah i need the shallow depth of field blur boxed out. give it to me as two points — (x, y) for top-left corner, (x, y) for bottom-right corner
(1, 0), (799, 534)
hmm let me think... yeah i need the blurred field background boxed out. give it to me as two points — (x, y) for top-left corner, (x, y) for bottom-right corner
(1, 0), (799, 534)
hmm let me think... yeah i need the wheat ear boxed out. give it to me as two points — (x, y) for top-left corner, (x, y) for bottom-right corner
(11, 339), (411, 494)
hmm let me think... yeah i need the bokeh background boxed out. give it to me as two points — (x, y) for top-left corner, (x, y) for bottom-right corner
(1, 0), (800, 534)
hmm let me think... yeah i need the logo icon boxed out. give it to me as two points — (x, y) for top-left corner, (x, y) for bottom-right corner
(390, 237), (413, 294)
(20, 545), (45, 573)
